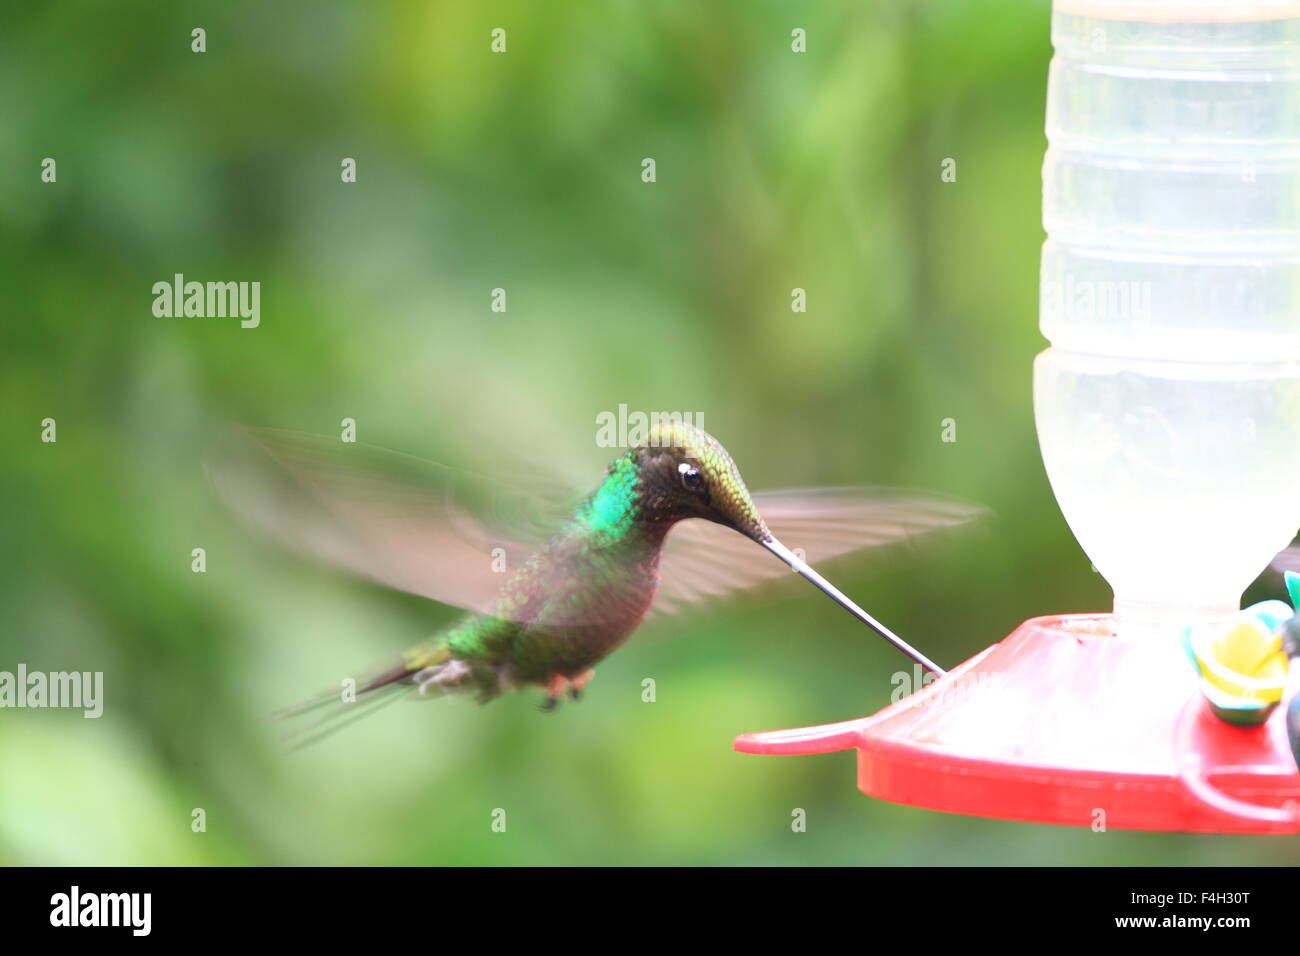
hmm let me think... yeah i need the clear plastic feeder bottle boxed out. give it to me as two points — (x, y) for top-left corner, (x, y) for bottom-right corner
(1036, 0), (1300, 627)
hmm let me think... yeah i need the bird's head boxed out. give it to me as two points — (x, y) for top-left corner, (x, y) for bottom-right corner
(632, 421), (771, 543)
(627, 419), (946, 676)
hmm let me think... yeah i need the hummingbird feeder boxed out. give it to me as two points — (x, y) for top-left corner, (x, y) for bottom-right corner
(736, 0), (1300, 832)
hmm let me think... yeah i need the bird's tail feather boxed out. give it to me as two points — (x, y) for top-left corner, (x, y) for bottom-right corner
(274, 643), (455, 750)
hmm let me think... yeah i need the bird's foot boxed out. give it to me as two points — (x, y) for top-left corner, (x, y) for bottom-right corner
(568, 668), (595, 700)
(541, 673), (568, 712)
(540, 670), (596, 710)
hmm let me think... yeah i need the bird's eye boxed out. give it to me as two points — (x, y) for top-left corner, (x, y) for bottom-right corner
(678, 462), (705, 495)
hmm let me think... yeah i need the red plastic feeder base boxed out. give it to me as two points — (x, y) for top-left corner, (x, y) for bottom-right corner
(735, 614), (1300, 833)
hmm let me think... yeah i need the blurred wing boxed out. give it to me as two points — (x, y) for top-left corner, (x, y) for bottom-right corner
(652, 487), (987, 616)
(207, 427), (572, 615)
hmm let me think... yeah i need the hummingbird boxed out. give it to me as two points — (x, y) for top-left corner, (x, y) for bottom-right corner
(213, 421), (981, 739)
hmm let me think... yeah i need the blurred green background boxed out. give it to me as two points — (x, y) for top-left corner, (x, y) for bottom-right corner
(1, 0), (1292, 865)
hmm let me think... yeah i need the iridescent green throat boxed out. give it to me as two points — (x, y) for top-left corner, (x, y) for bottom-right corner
(575, 454), (641, 545)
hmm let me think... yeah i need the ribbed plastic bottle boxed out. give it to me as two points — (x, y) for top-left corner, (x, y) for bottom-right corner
(1036, 0), (1300, 626)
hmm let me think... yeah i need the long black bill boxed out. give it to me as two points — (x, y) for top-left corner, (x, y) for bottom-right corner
(762, 536), (947, 677)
